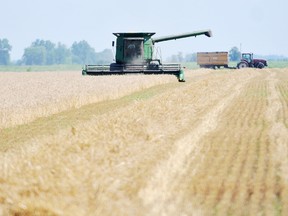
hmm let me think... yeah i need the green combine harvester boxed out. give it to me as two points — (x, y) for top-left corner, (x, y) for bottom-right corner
(82, 30), (212, 82)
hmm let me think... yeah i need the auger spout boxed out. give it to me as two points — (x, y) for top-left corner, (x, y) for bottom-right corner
(152, 29), (212, 43)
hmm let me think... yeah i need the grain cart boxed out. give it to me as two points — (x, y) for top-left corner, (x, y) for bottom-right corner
(197, 52), (229, 69)
(237, 53), (267, 69)
(82, 30), (212, 82)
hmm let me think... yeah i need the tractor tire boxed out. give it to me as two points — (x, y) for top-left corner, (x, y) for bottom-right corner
(257, 62), (265, 69)
(237, 61), (249, 69)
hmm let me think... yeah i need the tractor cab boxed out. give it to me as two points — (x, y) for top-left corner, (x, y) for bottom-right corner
(242, 53), (253, 63)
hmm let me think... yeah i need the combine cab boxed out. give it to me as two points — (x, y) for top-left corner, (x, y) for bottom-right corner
(82, 30), (212, 82)
(237, 53), (268, 69)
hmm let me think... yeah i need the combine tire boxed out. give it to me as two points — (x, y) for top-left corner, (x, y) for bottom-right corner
(237, 61), (248, 69)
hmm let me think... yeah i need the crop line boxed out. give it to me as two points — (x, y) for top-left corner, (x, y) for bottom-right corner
(139, 73), (258, 216)
(265, 70), (288, 215)
(266, 71), (288, 181)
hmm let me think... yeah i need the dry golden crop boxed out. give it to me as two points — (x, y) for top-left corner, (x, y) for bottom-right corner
(0, 68), (287, 216)
(0, 71), (176, 129)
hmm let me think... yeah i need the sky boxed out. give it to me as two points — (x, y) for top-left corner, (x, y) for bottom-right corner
(1, 0), (288, 61)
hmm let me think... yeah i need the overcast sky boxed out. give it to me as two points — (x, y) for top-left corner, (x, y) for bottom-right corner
(2, 0), (288, 60)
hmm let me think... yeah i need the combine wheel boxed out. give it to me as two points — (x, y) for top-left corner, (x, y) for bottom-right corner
(178, 69), (185, 82)
(237, 61), (248, 69)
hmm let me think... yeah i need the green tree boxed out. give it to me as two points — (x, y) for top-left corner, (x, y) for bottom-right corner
(55, 43), (72, 64)
(32, 40), (56, 64)
(22, 39), (72, 65)
(0, 39), (12, 65)
(177, 52), (184, 62)
(23, 46), (46, 65)
(71, 40), (97, 64)
(95, 49), (113, 64)
(167, 52), (184, 62)
(185, 53), (197, 62)
(229, 47), (241, 61)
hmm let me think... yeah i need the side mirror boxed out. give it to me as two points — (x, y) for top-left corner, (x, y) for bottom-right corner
(112, 41), (115, 47)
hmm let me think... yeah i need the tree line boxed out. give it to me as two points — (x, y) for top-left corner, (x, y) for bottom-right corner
(0, 38), (113, 65)
(3, 38), (284, 66)
(0, 38), (242, 66)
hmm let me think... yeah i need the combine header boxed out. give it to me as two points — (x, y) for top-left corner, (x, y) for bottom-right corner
(82, 30), (212, 82)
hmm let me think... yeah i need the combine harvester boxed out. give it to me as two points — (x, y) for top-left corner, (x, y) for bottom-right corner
(82, 30), (212, 82)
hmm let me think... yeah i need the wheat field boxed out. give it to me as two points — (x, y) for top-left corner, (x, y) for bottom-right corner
(0, 68), (287, 215)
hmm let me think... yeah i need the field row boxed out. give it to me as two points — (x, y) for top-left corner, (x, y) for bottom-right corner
(0, 69), (288, 215)
(170, 68), (288, 215)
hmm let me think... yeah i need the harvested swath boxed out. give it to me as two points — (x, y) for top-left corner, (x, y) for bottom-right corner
(0, 69), (287, 216)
